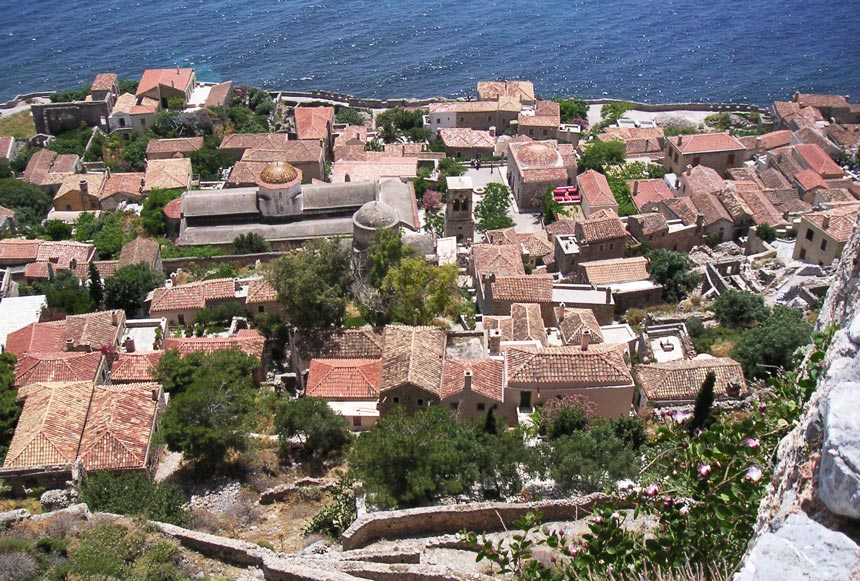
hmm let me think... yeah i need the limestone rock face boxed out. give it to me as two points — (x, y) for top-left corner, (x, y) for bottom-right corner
(736, 513), (860, 581)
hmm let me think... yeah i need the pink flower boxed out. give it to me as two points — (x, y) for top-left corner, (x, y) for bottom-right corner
(672, 411), (691, 424)
(663, 496), (675, 508)
(744, 438), (761, 449)
(567, 544), (580, 556)
(679, 505), (689, 517)
(698, 464), (712, 478)
(745, 466), (763, 482)
(610, 512), (621, 521)
(644, 483), (660, 497)
(593, 515), (605, 525)
(758, 403), (767, 412)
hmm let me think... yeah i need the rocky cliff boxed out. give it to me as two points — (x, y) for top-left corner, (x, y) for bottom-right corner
(736, 219), (860, 580)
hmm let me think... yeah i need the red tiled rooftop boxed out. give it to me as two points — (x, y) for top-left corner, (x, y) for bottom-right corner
(306, 358), (381, 400)
(14, 351), (104, 387)
(441, 359), (504, 402)
(472, 244), (525, 278)
(164, 330), (266, 361)
(110, 352), (163, 383)
(629, 179), (673, 210)
(163, 197), (182, 220)
(149, 278), (236, 313)
(91, 73), (117, 92)
(794, 143), (844, 178)
(578, 257), (651, 285)
(504, 344), (632, 387)
(294, 106), (334, 140)
(577, 169), (616, 208)
(669, 132), (745, 154)
(5, 322), (67, 356)
(137, 68), (194, 97)
(794, 169), (828, 192)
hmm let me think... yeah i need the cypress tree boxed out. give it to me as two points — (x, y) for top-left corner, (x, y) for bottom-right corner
(88, 262), (103, 308)
(688, 371), (716, 434)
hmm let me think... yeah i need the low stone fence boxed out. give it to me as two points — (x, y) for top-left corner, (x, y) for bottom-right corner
(340, 493), (613, 550)
(161, 251), (289, 274)
(1, 91), (54, 109)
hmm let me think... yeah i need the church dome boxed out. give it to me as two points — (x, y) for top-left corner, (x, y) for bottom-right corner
(353, 201), (399, 229)
(259, 161), (299, 185)
(516, 141), (559, 167)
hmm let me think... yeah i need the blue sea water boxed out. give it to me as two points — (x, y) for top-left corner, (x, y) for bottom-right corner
(0, 0), (858, 105)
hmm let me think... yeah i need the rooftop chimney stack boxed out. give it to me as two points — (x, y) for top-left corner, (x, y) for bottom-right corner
(489, 126), (496, 138)
(581, 329), (592, 351)
(686, 164), (693, 176)
(463, 369), (473, 391)
(822, 215), (831, 229)
(605, 287), (612, 303)
(696, 212), (705, 233)
(633, 181), (639, 195)
(488, 328), (502, 354)
(79, 180), (88, 195)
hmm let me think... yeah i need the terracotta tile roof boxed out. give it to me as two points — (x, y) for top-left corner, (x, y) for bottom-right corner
(545, 218), (578, 239)
(164, 330), (265, 361)
(773, 197), (812, 215)
(130, 98), (158, 116)
(332, 158), (418, 182)
(91, 73), (117, 92)
(744, 130), (793, 152)
(23, 149), (77, 186)
(794, 169), (828, 192)
(729, 181), (786, 226)
(826, 124), (860, 148)
(477, 80), (535, 103)
(204, 81), (233, 108)
(335, 125), (368, 147)
(578, 257), (650, 285)
(504, 344), (632, 387)
(518, 114), (560, 127)
(306, 358), (381, 400)
(137, 68), (194, 97)
(118, 238), (160, 268)
(795, 93), (850, 110)
(486, 228), (553, 259)
(536, 100), (560, 117)
(54, 173), (106, 203)
(431, 99), (519, 114)
(578, 170), (616, 208)
(599, 127), (665, 155)
(14, 351), (103, 387)
(0, 204), (14, 219)
(661, 197), (699, 226)
(101, 172), (145, 201)
(111, 92), (136, 115)
(144, 158), (191, 191)
(669, 132), (745, 154)
(292, 327), (384, 365)
(803, 204), (860, 242)
(556, 308), (604, 346)
(691, 194), (732, 226)
(149, 278), (235, 313)
(510, 303), (549, 344)
(576, 212), (627, 243)
(380, 325), (447, 395)
(52, 154), (81, 174)
(226, 161), (268, 186)
(439, 128), (497, 149)
(77, 382), (160, 471)
(758, 167), (792, 190)
(146, 137), (204, 156)
(294, 106), (334, 140)
(5, 322), (66, 356)
(629, 179), (673, 210)
(64, 310), (124, 350)
(0, 239), (42, 263)
(23, 261), (52, 280)
(769, 146), (805, 180)
(491, 275), (554, 303)
(441, 358), (504, 402)
(716, 188), (754, 223)
(634, 357), (746, 403)
(2, 381), (93, 468)
(681, 165), (725, 197)
(220, 133), (289, 152)
(164, 198), (182, 220)
(36, 241), (95, 270)
(522, 167), (569, 184)
(472, 244), (525, 278)
(245, 278), (278, 304)
(92, 260), (120, 280)
(628, 213), (668, 236)
(794, 143), (844, 178)
(109, 352), (162, 383)
(0, 136), (14, 160)
(815, 188), (856, 204)
(241, 140), (324, 163)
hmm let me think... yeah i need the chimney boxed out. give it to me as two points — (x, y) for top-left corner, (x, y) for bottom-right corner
(605, 287), (612, 303)
(151, 388), (159, 402)
(633, 180), (639, 195)
(822, 215), (831, 229)
(488, 328), (502, 354)
(686, 164), (693, 176)
(696, 212), (705, 232)
(123, 336), (135, 353)
(581, 329), (592, 351)
(678, 135), (683, 146)
(139, 177), (146, 192)
(488, 126), (496, 138)
(79, 180), (88, 195)
(65, 338), (74, 351)
(463, 369), (473, 391)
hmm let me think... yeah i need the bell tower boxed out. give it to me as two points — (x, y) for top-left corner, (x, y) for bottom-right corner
(444, 175), (475, 243)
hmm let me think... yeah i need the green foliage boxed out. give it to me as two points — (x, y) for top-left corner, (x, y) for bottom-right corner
(305, 481), (357, 538)
(49, 84), (90, 103)
(10, 146), (37, 173)
(578, 139), (626, 173)
(756, 222), (777, 243)
(0, 353), (19, 461)
(437, 156), (466, 178)
(375, 107), (426, 131)
(474, 182), (514, 232)
(335, 107), (366, 126)
(253, 312), (289, 359)
(103, 263), (165, 317)
(69, 523), (142, 579)
(122, 132), (150, 170)
(423, 209), (445, 238)
(118, 79), (139, 94)
(247, 88), (275, 116)
(380, 258), (466, 325)
(158, 238), (226, 259)
(688, 371), (716, 434)
(37, 269), (95, 316)
(141, 188), (183, 236)
(662, 124), (700, 136)
(231, 232), (271, 254)
(378, 121), (399, 143)
(554, 98), (589, 124)
(157, 351), (257, 472)
(367, 228), (411, 288)
(539, 394), (596, 439)
(275, 397), (352, 460)
(647, 248), (700, 302)
(732, 306), (812, 379)
(266, 239), (352, 328)
(541, 188), (567, 224)
(600, 101), (635, 125)
(194, 301), (246, 328)
(39, 219), (73, 241)
(0, 178), (53, 231)
(45, 124), (93, 156)
(405, 126), (433, 142)
(189, 137), (236, 181)
(605, 175), (637, 216)
(0, 162), (11, 179)
(713, 290), (769, 329)
(80, 471), (188, 525)
(74, 211), (141, 259)
(155, 348), (259, 394)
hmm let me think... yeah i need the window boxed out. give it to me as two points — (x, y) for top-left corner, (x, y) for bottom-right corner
(543, 129), (548, 136)
(141, 118), (146, 127)
(66, 204), (72, 210)
(392, 397), (400, 404)
(820, 238), (828, 251)
(416, 399), (424, 407)
(799, 247), (807, 260)
(352, 416), (361, 427)
(692, 157), (701, 166)
(488, 116), (492, 122)
(177, 314), (185, 325)
(805, 228), (814, 242)
(727, 154), (735, 165)
(436, 118), (440, 124)
(477, 402), (486, 411)
(119, 118), (126, 128)
(450, 402), (458, 410)
(609, 243), (614, 250)
(257, 305), (265, 314)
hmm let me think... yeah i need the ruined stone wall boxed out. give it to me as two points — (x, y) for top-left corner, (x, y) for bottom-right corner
(31, 101), (109, 135)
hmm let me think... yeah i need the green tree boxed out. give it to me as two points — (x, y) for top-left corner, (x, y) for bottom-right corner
(378, 121), (399, 144)
(578, 139), (626, 173)
(254, 312), (289, 360)
(367, 228), (410, 288)
(194, 301), (246, 329)
(542, 188), (567, 224)
(122, 133), (150, 170)
(157, 359), (255, 472)
(80, 472), (187, 525)
(688, 371), (716, 434)
(647, 249), (700, 302)
(39, 219), (72, 241)
(189, 138), (236, 181)
(474, 182), (515, 232)
(381, 258), (465, 325)
(437, 157), (466, 178)
(0, 178), (53, 231)
(335, 107), (365, 126)
(275, 397), (352, 461)
(713, 290), (770, 329)
(605, 175), (637, 216)
(756, 222), (777, 243)
(600, 101), (635, 125)
(40, 269), (95, 315)
(0, 353), (19, 460)
(155, 349), (259, 395)
(0, 161), (10, 179)
(141, 188), (183, 236)
(49, 84), (91, 103)
(732, 307), (812, 379)
(540, 394), (596, 439)
(231, 232), (270, 254)
(266, 239), (352, 328)
(104, 263), (165, 317)
(424, 210), (445, 238)
(554, 98), (589, 124)
(376, 107), (425, 131)
(88, 262), (103, 309)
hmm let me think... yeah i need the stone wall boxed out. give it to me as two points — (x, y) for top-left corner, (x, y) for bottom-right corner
(31, 100), (109, 135)
(736, 215), (860, 580)
(161, 251), (290, 274)
(340, 493), (613, 550)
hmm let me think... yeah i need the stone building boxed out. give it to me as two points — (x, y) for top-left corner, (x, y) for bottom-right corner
(664, 132), (746, 177)
(443, 176), (475, 242)
(507, 140), (577, 210)
(31, 73), (119, 135)
(793, 203), (860, 266)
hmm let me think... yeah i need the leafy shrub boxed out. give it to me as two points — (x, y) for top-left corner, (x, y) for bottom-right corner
(79, 472), (188, 525)
(232, 232), (271, 254)
(275, 397), (352, 461)
(539, 394), (596, 438)
(304, 481), (356, 538)
(713, 290), (770, 329)
(69, 523), (141, 578)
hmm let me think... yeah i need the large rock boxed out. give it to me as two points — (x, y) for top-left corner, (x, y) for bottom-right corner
(40, 488), (72, 511)
(0, 508), (30, 529)
(736, 513), (860, 581)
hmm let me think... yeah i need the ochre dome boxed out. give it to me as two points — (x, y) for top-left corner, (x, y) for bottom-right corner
(259, 161), (299, 185)
(517, 141), (559, 167)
